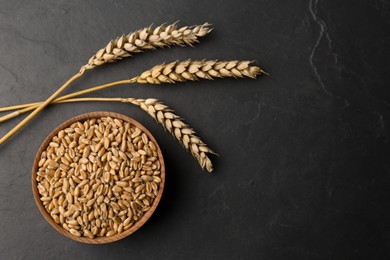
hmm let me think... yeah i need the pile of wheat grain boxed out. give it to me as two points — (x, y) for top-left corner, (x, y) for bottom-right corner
(36, 117), (162, 238)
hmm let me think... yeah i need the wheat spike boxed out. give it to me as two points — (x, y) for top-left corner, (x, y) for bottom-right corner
(83, 23), (212, 70)
(124, 98), (216, 172)
(136, 60), (266, 84)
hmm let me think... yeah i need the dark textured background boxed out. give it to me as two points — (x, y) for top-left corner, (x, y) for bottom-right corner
(1, 0), (389, 259)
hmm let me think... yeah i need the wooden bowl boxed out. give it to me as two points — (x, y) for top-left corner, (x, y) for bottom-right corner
(32, 112), (165, 244)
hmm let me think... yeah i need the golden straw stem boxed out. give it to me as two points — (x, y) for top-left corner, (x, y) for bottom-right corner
(0, 79), (134, 123)
(0, 101), (41, 112)
(58, 97), (124, 103)
(0, 73), (82, 144)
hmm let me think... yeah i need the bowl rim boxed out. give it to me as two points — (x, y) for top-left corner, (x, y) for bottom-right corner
(31, 111), (165, 244)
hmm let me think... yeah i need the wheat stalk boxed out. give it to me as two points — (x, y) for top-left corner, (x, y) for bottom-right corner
(0, 60), (265, 123)
(137, 60), (267, 84)
(82, 22), (211, 70)
(0, 23), (212, 144)
(0, 74), (82, 144)
(50, 97), (216, 172)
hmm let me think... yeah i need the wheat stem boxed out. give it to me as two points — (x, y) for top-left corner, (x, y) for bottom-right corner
(0, 72), (83, 144)
(0, 79), (135, 123)
(0, 79), (133, 113)
(0, 60), (264, 124)
(0, 102), (41, 112)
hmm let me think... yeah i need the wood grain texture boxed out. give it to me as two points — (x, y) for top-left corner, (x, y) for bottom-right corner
(31, 112), (165, 244)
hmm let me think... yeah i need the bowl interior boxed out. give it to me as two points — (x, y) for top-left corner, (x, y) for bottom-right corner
(32, 111), (165, 244)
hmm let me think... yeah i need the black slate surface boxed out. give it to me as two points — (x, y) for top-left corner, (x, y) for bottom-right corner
(0, 0), (389, 259)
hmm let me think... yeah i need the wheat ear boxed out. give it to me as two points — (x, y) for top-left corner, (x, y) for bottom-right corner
(125, 98), (216, 172)
(137, 60), (267, 83)
(83, 23), (211, 70)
